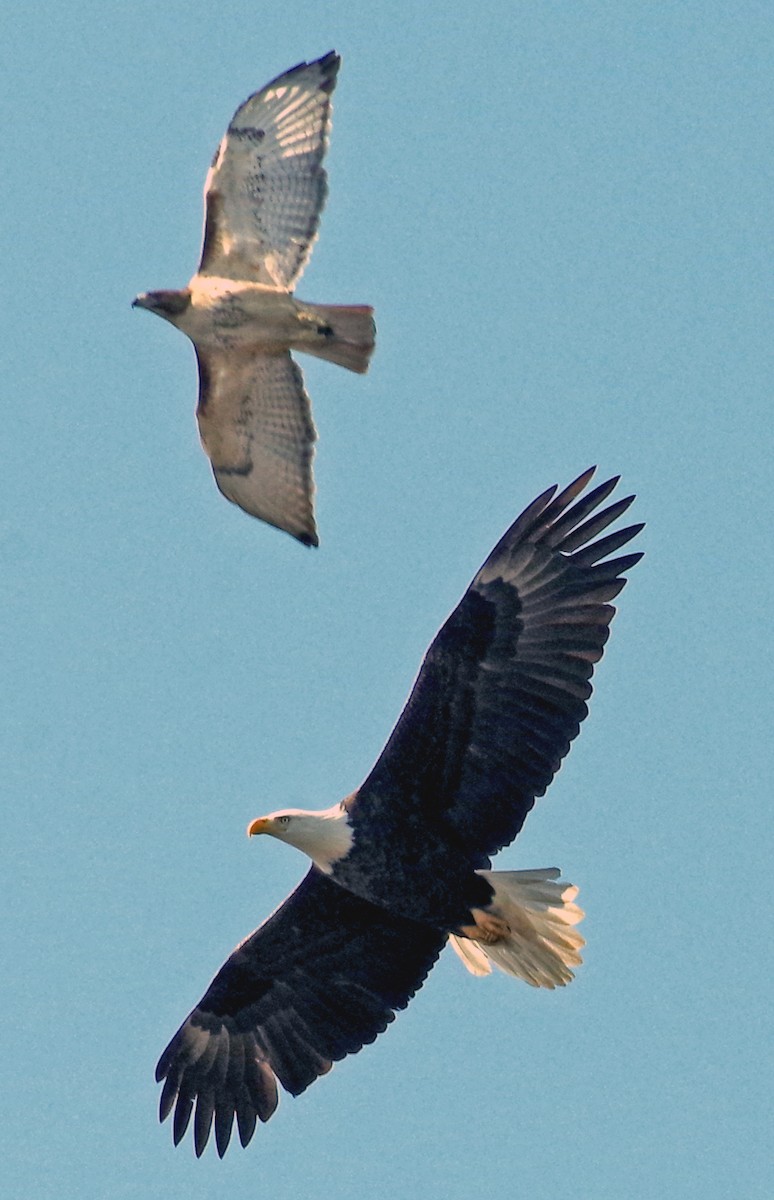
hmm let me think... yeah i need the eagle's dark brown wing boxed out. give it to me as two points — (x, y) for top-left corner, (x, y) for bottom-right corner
(156, 868), (444, 1156)
(346, 469), (643, 862)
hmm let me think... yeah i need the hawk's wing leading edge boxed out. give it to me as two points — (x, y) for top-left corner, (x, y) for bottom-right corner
(198, 53), (340, 288)
(195, 349), (318, 545)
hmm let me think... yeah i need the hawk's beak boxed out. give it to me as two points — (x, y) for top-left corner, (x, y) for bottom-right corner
(132, 294), (149, 309)
(247, 817), (270, 837)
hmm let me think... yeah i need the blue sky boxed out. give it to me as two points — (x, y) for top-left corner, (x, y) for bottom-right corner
(2, 2), (772, 1196)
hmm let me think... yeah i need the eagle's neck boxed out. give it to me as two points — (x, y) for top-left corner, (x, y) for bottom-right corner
(281, 805), (354, 874)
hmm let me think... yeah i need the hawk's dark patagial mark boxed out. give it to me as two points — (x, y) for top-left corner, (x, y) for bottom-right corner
(134, 53), (374, 546)
(156, 469), (643, 1156)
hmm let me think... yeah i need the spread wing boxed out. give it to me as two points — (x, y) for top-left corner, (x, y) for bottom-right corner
(198, 52), (339, 288)
(346, 469), (644, 860)
(156, 868), (445, 1156)
(195, 349), (318, 545)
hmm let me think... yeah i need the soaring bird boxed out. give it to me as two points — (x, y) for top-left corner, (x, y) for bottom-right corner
(133, 52), (374, 546)
(156, 469), (643, 1156)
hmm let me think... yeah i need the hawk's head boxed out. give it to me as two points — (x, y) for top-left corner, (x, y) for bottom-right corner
(132, 289), (192, 324)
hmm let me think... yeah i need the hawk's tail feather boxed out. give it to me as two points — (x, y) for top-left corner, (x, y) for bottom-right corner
(303, 304), (376, 374)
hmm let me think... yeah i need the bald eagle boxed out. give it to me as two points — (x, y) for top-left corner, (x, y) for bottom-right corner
(133, 52), (375, 546)
(156, 469), (643, 1156)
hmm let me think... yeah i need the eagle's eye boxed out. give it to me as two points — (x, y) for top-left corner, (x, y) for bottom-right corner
(277, 815), (291, 826)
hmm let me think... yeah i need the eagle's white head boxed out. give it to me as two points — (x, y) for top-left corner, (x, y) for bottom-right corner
(247, 804), (353, 874)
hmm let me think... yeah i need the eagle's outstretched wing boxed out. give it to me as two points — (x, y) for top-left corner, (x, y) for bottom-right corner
(346, 469), (643, 861)
(195, 349), (318, 545)
(198, 52), (339, 288)
(156, 868), (444, 1156)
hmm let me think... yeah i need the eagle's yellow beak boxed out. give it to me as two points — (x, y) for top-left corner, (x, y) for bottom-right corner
(247, 817), (271, 837)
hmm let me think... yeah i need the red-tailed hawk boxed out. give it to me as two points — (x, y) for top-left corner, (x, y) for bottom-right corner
(133, 52), (374, 546)
(155, 470), (643, 1155)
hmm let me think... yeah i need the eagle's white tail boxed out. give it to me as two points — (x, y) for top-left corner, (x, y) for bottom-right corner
(450, 869), (585, 989)
(303, 303), (376, 374)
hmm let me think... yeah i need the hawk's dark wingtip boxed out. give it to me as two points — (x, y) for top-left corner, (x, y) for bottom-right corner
(283, 51), (340, 94)
(317, 49), (341, 71)
(314, 50), (340, 95)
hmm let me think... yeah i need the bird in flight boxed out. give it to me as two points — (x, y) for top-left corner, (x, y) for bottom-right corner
(155, 469), (643, 1156)
(133, 52), (374, 546)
